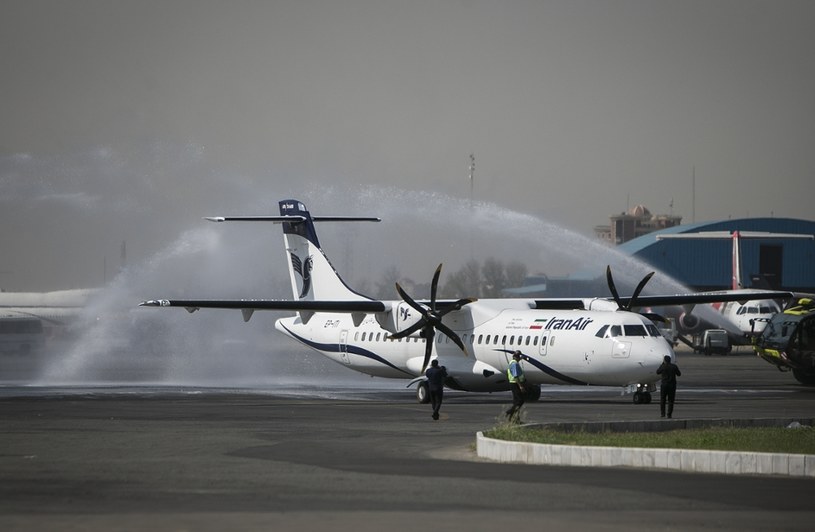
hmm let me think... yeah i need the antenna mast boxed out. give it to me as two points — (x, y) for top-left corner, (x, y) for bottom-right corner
(468, 154), (475, 209)
(692, 165), (696, 223)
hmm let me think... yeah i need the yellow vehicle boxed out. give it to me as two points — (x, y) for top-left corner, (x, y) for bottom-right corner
(752, 298), (815, 385)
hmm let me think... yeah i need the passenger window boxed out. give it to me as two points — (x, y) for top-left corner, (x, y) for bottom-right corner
(533, 336), (538, 346)
(502, 335), (507, 345)
(485, 335), (490, 344)
(525, 336), (531, 346)
(478, 334), (483, 344)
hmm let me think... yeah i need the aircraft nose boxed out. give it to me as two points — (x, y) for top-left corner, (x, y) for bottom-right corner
(650, 346), (673, 367)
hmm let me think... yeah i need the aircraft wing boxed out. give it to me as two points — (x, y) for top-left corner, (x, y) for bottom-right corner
(532, 291), (793, 311)
(619, 290), (793, 308)
(140, 299), (387, 313)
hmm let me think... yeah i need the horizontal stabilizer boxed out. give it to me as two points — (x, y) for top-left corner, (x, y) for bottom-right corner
(204, 215), (380, 224)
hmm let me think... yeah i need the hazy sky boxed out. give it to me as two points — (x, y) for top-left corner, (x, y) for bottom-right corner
(2, 0), (814, 291)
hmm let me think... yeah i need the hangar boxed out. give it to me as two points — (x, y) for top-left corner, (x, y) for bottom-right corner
(617, 218), (815, 293)
(505, 217), (815, 298)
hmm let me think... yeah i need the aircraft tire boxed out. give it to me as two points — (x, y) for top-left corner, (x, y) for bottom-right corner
(792, 369), (815, 387)
(632, 392), (643, 404)
(416, 381), (431, 404)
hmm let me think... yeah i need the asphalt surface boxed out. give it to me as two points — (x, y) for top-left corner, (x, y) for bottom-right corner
(1, 345), (814, 531)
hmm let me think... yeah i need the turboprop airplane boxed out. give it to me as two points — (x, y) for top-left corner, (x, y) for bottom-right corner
(655, 231), (813, 342)
(140, 200), (791, 404)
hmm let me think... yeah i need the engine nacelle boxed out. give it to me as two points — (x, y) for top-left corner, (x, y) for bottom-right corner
(375, 301), (425, 335)
(678, 311), (702, 332)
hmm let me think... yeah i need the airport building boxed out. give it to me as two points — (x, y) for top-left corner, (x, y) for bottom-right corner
(508, 216), (815, 297)
(594, 204), (683, 245)
(618, 217), (815, 292)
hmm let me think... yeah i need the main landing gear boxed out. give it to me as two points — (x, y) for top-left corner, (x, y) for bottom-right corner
(416, 381), (430, 404)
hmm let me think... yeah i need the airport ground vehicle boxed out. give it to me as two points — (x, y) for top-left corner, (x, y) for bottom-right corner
(694, 329), (731, 356)
(753, 298), (815, 385)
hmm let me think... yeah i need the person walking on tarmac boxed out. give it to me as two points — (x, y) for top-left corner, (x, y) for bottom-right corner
(657, 355), (681, 418)
(505, 351), (526, 423)
(425, 359), (448, 420)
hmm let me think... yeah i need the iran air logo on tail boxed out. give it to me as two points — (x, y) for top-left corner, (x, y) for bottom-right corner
(290, 253), (314, 299)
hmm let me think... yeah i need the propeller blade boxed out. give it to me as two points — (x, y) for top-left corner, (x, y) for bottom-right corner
(393, 264), (476, 371)
(606, 265), (623, 309)
(627, 271), (655, 310)
(395, 282), (429, 317)
(387, 320), (425, 339)
(421, 328), (435, 373)
(436, 322), (469, 356)
(437, 298), (477, 317)
(430, 264), (442, 312)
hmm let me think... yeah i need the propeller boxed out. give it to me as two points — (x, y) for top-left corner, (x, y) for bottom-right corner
(606, 265), (655, 311)
(389, 264), (476, 373)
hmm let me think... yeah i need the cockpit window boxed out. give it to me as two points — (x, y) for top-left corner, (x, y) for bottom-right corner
(610, 325), (622, 337)
(645, 324), (661, 337)
(624, 324), (647, 337)
(595, 325), (609, 338)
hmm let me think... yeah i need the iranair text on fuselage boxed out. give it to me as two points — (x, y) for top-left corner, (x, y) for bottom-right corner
(540, 316), (595, 331)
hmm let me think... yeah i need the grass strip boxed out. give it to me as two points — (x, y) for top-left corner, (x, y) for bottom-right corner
(485, 425), (815, 455)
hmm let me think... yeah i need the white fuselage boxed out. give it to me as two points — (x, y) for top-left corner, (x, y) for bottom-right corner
(275, 303), (672, 392)
(721, 300), (780, 336)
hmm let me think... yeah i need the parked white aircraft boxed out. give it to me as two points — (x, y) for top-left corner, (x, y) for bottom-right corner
(0, 288), (100, 353)
(140, 200), (790, 404)
(656, 231), (813, 340)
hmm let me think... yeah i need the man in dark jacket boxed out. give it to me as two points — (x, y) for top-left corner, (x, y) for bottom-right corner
(657, 355), (681, 418)
(425, 359), (448, 420)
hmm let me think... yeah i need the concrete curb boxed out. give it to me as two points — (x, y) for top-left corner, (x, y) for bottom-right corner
(475, 418), (815, 477)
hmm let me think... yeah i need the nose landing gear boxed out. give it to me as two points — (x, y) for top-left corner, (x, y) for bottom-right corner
(628, 383), (654, 404)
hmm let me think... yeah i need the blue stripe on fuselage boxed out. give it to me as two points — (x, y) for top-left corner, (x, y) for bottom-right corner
(280, 323), (413, 377)
(502, 349), (588, 386)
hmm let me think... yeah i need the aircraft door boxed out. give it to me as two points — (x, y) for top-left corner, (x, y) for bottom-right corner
(339, 330), (351, 364)
(538, 334), (549, 356)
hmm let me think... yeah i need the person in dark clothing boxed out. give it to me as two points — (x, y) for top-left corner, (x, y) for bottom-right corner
(505, 351), (526, 423)
(657, 355), (681, 418)
(425, 359), (447, 420)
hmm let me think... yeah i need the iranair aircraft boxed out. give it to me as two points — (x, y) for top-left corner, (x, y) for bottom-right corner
(140, 200), (791, 404)
(656, 231), (812, 342)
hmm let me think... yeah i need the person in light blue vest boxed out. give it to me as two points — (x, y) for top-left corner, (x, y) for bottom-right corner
(505, 351), (526, 422)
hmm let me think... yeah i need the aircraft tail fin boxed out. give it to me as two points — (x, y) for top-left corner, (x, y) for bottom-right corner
(278, 200), (378, 302)
(206, 201), (379, 302)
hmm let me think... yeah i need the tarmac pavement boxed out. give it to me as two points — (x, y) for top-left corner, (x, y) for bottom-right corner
(1, 345), (814, 531)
